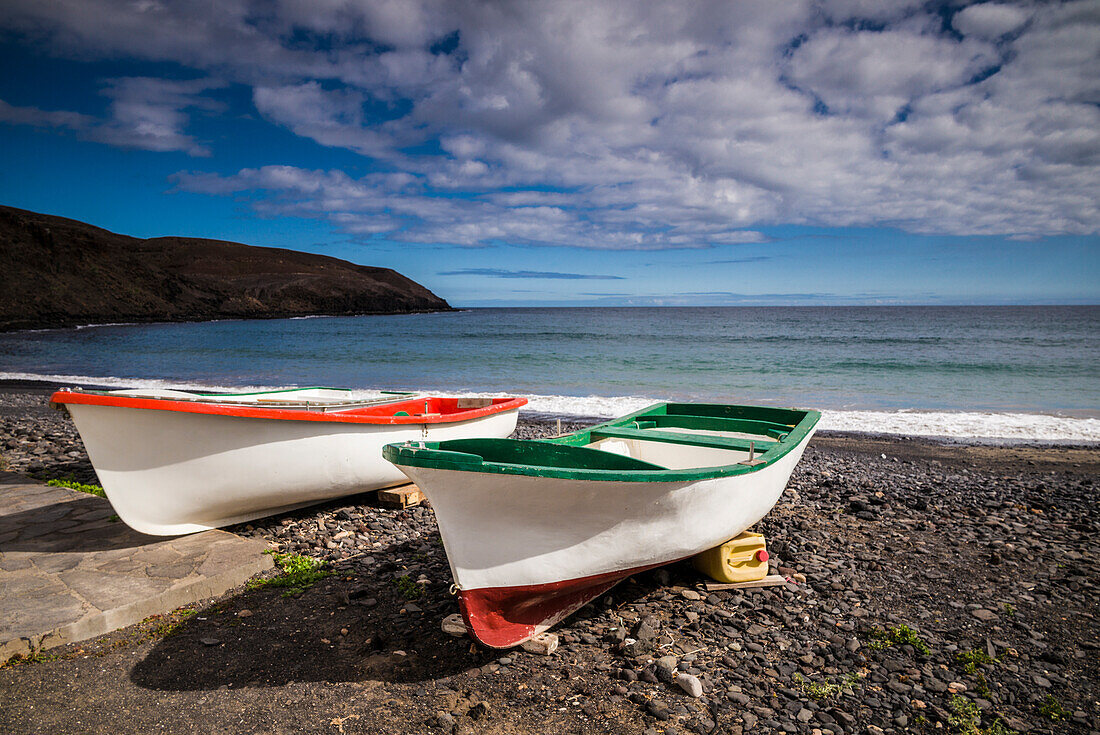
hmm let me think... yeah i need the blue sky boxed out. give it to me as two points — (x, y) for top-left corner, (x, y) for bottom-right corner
(0, 1), (1097, 307)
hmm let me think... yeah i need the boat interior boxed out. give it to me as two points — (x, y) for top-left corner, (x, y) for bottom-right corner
(580, 410), (791, 469)
(359, 396), (515, 418)
(407, 403), (818, 473)
(85, 386), (411, 410)
(59, 388), (520, 418)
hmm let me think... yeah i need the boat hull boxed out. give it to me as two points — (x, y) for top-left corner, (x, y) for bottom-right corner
(396, 433), (812, 647)
(64, 402), (519, 535)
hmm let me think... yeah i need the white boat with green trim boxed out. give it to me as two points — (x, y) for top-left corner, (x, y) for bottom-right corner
(384, 402), (819, 648)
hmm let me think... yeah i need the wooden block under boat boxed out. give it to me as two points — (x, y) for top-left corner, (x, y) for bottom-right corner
(377, 483), (425, 509)
(703, 574), (788, 591)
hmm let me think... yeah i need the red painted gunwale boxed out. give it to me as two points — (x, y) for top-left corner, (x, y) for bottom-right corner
(49, 391), (527, 425)
(458, 559), (675, 648)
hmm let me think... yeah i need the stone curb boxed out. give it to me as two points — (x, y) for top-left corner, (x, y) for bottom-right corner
(1, 472), (274, 664)
(1, 549), (273, 663)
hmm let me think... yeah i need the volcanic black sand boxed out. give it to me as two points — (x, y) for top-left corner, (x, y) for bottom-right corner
(1, 382), (1097, 734)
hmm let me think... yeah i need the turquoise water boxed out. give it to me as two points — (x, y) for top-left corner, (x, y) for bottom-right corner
(2, 306), (1097, 416)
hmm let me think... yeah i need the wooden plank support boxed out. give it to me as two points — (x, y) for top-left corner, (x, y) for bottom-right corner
(704, 574), (788, 592)
(376, 483), (425, 509)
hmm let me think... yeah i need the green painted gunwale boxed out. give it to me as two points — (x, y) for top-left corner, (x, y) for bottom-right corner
(382, 402), (820, 483)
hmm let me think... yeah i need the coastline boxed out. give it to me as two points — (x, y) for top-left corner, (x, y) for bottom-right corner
(3, 380), (1097, 489)
(0, 307), (457, 334)
(3, 375), (1098, 448)
(0, 204), (454, 332)
(1, 383), (1097, 733)
(4, 305), (1097, 445)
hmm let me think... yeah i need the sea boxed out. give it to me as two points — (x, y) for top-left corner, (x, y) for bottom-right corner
(2, 306), (1098, 444)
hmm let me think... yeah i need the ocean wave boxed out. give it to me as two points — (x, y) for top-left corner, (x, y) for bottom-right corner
(0, 372), (301, 395)
(817, 409), (1100, 445)
(74, 321), (143, 330)
(510, 394), (1100, 444)
(3, 371), (1097, 444)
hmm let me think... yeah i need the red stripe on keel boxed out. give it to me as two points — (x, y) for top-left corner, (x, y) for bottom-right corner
(457, 560), (673, 648)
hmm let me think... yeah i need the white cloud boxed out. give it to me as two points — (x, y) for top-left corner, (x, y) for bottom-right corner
(786, 29), (999, 120)
(0, 99), (93, 129)
(818, 0), (926, 24)
(92, 77), (223, 156)
(252, 82), (394, 157)
(3, 0), (1100, 244)
(0, 76), (221, 156)
(953, 3), (1031, 40)
(172, 164), (770, 249)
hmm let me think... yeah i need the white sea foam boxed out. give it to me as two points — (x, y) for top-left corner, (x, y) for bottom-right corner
(505, 394), (1100, 444)
(818, 409), (1100, 445)
(506, 393), (655, 419)
(73, 322), (142, 330)
(0, 372), (287, 394)
(10, 321), (146, 334)
(3, 371), (1098, 444)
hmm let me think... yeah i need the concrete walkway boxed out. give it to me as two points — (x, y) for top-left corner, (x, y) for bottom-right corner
(0, 472), (272, 663)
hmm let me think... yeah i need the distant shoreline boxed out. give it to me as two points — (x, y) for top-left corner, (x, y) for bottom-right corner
(0, 307), (455, 334)
(8, 303), (1098, 334)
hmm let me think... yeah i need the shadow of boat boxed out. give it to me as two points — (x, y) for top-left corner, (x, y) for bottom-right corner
(0, 495), (171, 554)
(129, 538), (660, 691)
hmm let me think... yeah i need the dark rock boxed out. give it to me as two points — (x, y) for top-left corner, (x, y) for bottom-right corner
(466, 702), (490, 720)
(0, 205), (451, 331)
(646, 700), (671, 720)
(635, 615), (660, 642)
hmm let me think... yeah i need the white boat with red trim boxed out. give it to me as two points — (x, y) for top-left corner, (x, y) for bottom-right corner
(51, 387), (526, 535)
(383, 402), (819, 648)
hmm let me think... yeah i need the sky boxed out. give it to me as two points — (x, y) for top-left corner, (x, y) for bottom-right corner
(0, 1), (1097, 307)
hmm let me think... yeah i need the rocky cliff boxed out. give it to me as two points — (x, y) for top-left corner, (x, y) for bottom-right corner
(0, 206), (450, 331)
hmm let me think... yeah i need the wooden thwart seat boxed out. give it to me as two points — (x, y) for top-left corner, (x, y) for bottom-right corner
(637, 413), (793, 439)
(590, 425), (774, 454)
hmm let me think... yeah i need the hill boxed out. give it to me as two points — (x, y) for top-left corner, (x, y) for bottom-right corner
(0, 206), (450, 331)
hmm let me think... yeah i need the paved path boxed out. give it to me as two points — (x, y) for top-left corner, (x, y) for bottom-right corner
(0, 472), (272, 663)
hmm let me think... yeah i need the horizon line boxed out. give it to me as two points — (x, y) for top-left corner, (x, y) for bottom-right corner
(449, 302), (1100, 308)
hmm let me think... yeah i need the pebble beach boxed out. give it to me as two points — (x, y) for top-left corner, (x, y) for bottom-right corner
(1, 381), (1098, 734)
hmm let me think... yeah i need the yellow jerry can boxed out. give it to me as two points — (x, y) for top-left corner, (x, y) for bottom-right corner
(692, 531), (770, 583)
